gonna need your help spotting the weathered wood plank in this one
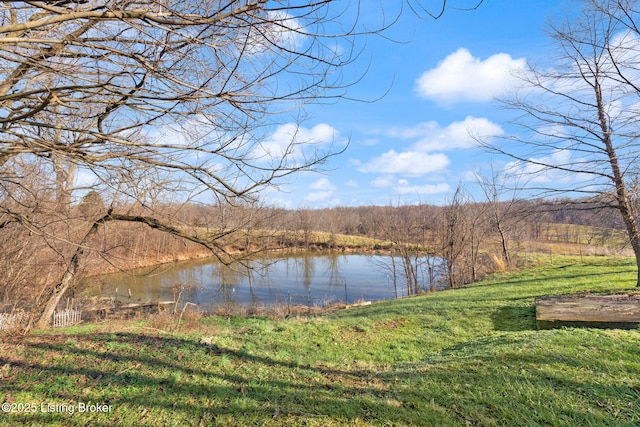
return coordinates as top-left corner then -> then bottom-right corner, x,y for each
535,294 -> 640,329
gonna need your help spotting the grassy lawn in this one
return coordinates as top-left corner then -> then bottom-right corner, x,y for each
1,255 -> 639,426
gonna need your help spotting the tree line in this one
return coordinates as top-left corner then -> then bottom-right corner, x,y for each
0,190 -> 629,320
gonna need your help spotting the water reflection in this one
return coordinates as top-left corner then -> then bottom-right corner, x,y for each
78,253 -> 441,312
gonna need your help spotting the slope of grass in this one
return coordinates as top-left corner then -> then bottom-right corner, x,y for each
1,255 -> 639,426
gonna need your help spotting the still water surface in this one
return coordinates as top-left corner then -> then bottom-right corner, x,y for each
79,254 -> 435,311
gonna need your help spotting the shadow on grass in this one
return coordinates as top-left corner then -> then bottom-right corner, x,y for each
491,305 -> 537,332
2,328 -> 638,426
0,332 -> 434,426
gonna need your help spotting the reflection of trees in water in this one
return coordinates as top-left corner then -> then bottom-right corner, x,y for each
83,254 -> 415,310
246,270 -> 260,309
282,255 -> 316,291
325,253 -> 343,288
370,255 -> 445,297
303,256 -> 314,291
245,258 -> 292,310
208,258 -> 275,311
207,262 -> 245,307
84,264 -> 181,303
293,254 -> 314,291
324,253 -> 347,303
276,254 -> 317,308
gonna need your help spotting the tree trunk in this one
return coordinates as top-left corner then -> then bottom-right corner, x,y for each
34,215 -> 107,329
389,254 -> 399,298
401,253 -> 418,295
496,222 -> 511,266
446,258 -> 456,289
595,81 -> 640,287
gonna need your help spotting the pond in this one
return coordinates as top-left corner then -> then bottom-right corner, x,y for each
78,253 -> 442,312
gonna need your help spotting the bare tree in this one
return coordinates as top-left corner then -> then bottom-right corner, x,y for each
474,166 -> 523,266
0,1 -> 355,328
0,1 -> 481,328
0,2 -> 358,200
371,204 -> 421,296
298,208 -> 313,248
484,0 -> 640,286
463,200 -> 488,282
439,185 -> 468,289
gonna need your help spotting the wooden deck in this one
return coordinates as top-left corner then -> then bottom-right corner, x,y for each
535,294 -> 640,329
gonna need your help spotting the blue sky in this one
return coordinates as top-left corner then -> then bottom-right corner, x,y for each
261,1 -> 568,208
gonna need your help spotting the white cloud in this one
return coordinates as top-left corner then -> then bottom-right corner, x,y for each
504,149 -> 574,183
244,11 -> 306,55
325,41 -> 346,61
305,177 -> 337,202
396,182 -> 452,195
309,177 -> 336,191
356,116 -> 499,181
387,116 -> 503,151
266,11 -> 305,51
415,48 -> 526,104
359,150 -> 450,176
305,191 -> 334,202
255,123 -> 338,162
386,121 -> 439,140
372,175 -> 396,188
371,176 -> 451,196
146,115 -> 214,147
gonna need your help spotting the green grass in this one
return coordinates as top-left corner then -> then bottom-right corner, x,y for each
1,255 -> 639,426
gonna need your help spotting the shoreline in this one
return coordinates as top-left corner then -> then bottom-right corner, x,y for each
78,239 -> 399,280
